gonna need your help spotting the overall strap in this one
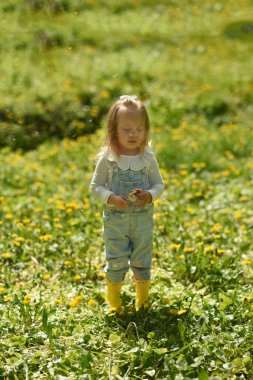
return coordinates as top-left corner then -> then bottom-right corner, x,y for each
106,160 -> 118,191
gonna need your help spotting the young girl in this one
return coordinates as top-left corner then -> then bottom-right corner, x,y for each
90,95 -> 164,311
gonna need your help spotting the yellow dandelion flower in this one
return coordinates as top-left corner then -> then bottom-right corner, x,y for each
170,243 -> 181,251
39,234 -> 53,241
211,223 -> 222,232
184,247 -> 195,253
179,254 -> 185,260
43,274 -> 51,280
243,260 -> 252,265
217,249 -> 225,255
82,202 -> 90,209
186,207 -> 195,214
64,261 -> 71,267
69,299 -> 78,308
214,235 -> 221,239
180,170 -> 188,176
2,252 -> 12,259
4,296 -> 13,302
54,298 -> 62,305
5,214 -> 14,219
69,295 -> 82,308
23,295 -> 32,305
0,287 -> 7,294
171,132 -> 183,141
87,299 -> 96,307
74,274 -> 81,281
192,162 -> 206,169
66,201 -> 81,210
17,237 -> 25,242
57,204 -> 66,211
204,246 -> 214,254
99,90 -> 110,98
234,210 -> 243,219
177,309 -> 187,315
98,271 -> 106,279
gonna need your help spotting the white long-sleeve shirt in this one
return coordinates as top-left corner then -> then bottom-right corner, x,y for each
90,147 -> 164,204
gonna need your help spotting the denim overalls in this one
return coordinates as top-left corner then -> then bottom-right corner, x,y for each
103,161 -> 154,283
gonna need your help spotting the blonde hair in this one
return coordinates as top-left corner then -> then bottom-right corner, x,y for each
103,96 -> 150,158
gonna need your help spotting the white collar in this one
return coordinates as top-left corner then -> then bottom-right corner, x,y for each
103,147 -> 154,170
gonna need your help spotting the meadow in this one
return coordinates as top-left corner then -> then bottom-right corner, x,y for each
1,0 -> 253,379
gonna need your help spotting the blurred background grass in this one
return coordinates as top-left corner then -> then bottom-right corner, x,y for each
0,0 -> 252,152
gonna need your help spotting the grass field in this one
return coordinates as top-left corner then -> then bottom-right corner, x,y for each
1,1 -> 253,379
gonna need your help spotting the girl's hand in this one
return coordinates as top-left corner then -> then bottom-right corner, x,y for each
107,194 -> 129,209
135,189 -> 152,208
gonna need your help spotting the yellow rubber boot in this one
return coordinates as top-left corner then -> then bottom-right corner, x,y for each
106,278 -> 123,311
135,279 -> 150,310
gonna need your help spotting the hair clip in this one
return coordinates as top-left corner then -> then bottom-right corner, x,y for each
119,95 -> 138,101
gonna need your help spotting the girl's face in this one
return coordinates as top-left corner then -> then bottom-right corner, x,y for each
116,108 -> 146,155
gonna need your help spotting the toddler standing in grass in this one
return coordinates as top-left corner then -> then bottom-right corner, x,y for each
90,95 -> 164,311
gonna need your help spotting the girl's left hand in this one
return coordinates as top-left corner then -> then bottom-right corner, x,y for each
135,189 -> 152,208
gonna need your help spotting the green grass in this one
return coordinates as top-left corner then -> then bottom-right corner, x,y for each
0,0 -> 253,149
1,0 -> 253,379
1,124 -> 253,378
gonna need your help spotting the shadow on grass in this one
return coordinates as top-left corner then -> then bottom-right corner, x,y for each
103,303 -> 191,378
105,302 -> 186,347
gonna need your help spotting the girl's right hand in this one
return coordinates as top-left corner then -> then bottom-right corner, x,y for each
107,194 -> 129,209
